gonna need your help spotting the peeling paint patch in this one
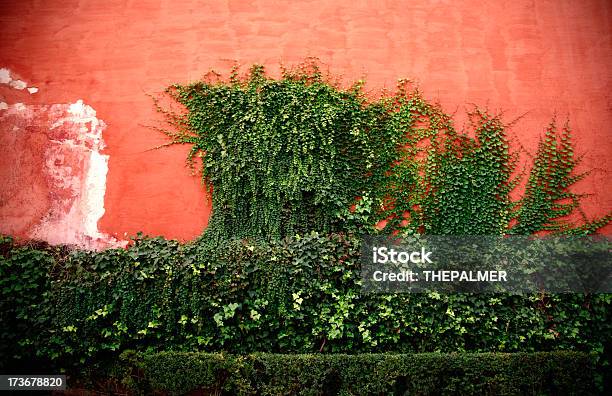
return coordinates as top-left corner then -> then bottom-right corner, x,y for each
0,68 -> 10,84
0,99 -> 124,249
0,102 -> 7,111
83,150 -> 109,238
0,67 -> 39,93
9,80 -> 27,90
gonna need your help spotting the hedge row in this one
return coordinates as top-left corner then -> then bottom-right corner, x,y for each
1,234 -> 610,387
119,351 -> 596,395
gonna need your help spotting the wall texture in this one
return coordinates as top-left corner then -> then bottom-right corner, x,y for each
0,0 -> 610,246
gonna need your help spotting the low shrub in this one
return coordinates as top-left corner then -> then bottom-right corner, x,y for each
121,351 -> 596,395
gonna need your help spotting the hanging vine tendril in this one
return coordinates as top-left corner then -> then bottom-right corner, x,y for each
156,60 -> 610,239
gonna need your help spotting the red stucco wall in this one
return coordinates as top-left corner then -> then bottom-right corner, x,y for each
1,0 -> 610,244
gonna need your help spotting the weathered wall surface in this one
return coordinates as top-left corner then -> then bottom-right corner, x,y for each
0,93 -> 118,248
0,0 -> 610,245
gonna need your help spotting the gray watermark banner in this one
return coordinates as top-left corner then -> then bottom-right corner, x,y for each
361,236 -> 612,294
0,375 -> 66,391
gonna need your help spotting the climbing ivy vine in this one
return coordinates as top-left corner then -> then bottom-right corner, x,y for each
511,121 -> 611,235
158,60 -> 610,238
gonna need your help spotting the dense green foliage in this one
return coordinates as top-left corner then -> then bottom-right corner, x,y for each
161,63 -> 403,240
2,62 -> 611,393
120,351 -> 596,395
160,61 -> 610,239
1,234 -> 610,385
0,239 -> 55,363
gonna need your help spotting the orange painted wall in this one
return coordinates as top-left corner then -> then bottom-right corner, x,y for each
0,0 -> 610,242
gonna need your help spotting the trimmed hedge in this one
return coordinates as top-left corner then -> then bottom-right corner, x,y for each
1,234 -> 611,380
121,351 -> 596,395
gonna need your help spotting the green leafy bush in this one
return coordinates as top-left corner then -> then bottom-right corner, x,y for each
121,351 -> 596,395
0,236 -> 55,363
1,234 -> 610,386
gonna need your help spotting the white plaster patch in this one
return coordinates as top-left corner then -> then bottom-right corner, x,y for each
2,99 -> 123,249
0,68 -> 25,89
0,67 -> 38,93
0,68 -> 10,84
9,80 -> 27,90
0,102 -> 7,111
83,150 -> 110,238
50,100 -> 106,151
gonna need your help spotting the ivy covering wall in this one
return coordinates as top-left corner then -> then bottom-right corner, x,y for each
159,61 -> 610,240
